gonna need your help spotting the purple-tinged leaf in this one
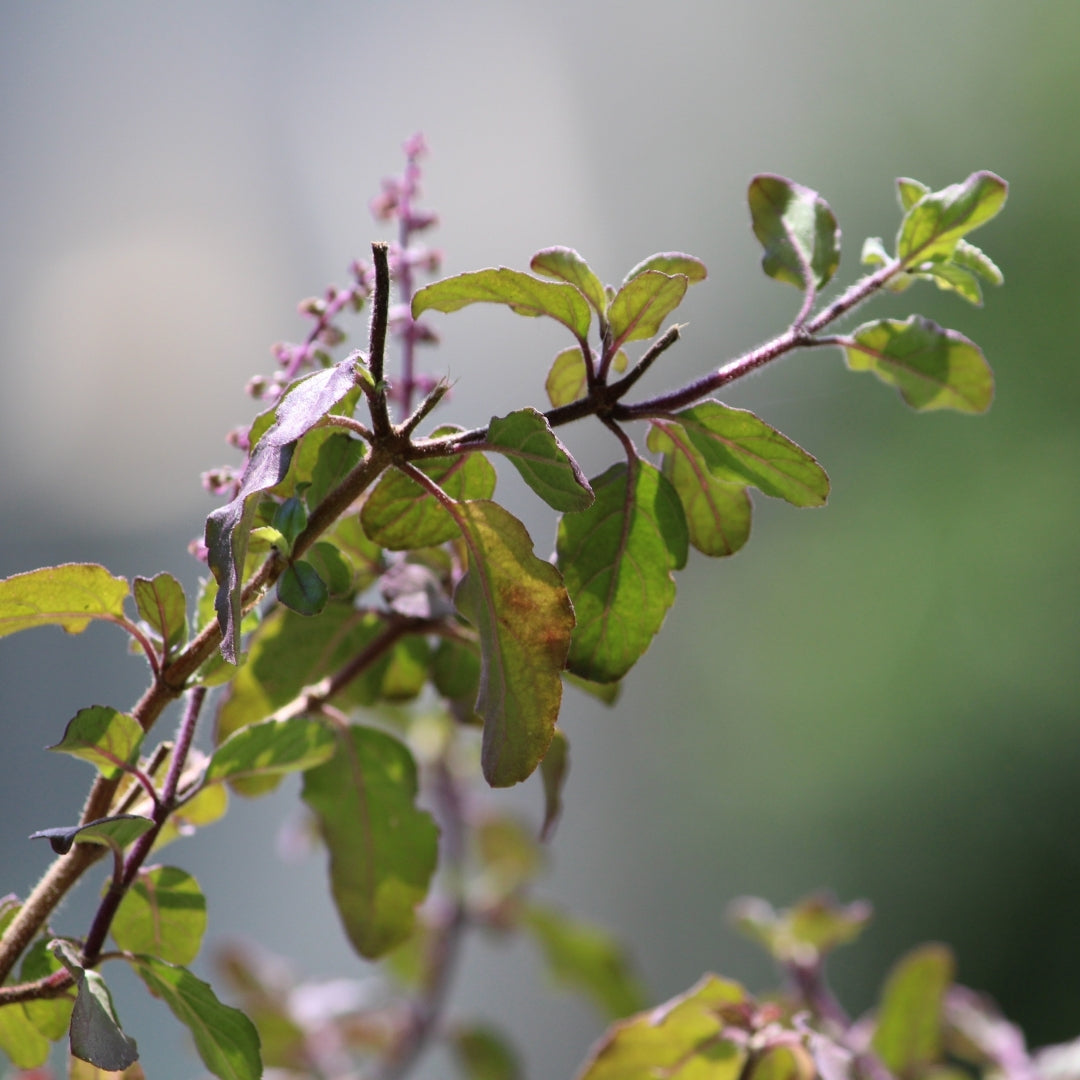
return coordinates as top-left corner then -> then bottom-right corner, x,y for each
749,175 -> 840,290
49,706 -> 144,780
412,268 -> 592,339
487,408 -> 594,512
556,461 -> 688,684
842,316 -> 994,413
454,501 -> 575,786
530,246 -> 608,316
0,564 -> 129,640
607,271 -> 688,350
301,725 -> 438,957
622,251 -> 707,285
897,171 -> 1007,266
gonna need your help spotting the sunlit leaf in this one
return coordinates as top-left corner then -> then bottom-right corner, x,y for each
539,729 -> 569,842
530,246 -> 607,316
556,461 -> 688,684
872,944 -> 955,1074
49,707 -> 144,781
546,346 -> 590,408
922,260 -> 984,305
130,955 -> 261,1080
525,904 -> 645,1019
728,893 -> 872,965
897,171 -> 1007,265
68,1055 -> 147,1080
132,573 -> 187,654
20,936 -> 74,1040
952,239 -> 1003,285
0,1002 -> 51,1069
648,421 -> 753,557
112,866 -> 207,966
487,409 -> 594,512
361,451 -> 496,550
454,500 -> 575,785
622,252 -> 707,285
576,974 -> 748,1080
842,315 -> 994,413
748,175 -> 840,290
207,717 -> 336,785
0,564 -> 129,640
301,725 -> 439,958
412,268 -> 592,339
607,271 -> 688,349
896,176 -> 930,212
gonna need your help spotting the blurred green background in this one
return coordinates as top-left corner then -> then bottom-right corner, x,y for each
1,3 -> 1077,1078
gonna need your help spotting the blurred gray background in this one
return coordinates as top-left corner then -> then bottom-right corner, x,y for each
2,3 -> 1078,1078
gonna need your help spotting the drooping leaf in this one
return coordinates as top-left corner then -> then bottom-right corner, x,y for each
0,564 -> 129,640
412,268 -> 592,339
576,974 -> 748,1080
361,451 -> 496,550
657,402 -> 829,508
206,357 -> 362,663
207,717 -> 336,785
622,252 -> 707,285
50,944 -> 138,1073
132,573 -> 187,655
525,905 -> 645,1020
453,500 -> 575,786
275,560 -> 328,616
872,944 -> 955,1074
556,461 -> 688,684
539,729 -> 569,842
301,725 -> 439,958
112,866 -> 207,966
30,815 -> 155,856
842,315 -> 994,413
0,1003 -> 50,1069
897,171 -> 1008,266
49,707 -> 145,780
20,935 -> 75,1040
130,955 -> 261,1080
748,175 -> 840,290
487,408 -> 594,512
728,893 -> 872,965
450,1024 -> 522,1080
648,420 -> 753,557
530,246 -> 608,316
607,271 -> 688,349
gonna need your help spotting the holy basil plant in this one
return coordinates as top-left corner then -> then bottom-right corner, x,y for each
0,139 -> 1017,1080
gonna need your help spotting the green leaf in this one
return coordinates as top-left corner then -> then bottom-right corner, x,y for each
607,271 -> 688,349
50,943 -> 139,1073
622,252 -> 707,285
154,782 -> 228,850
305,541 -> 353,597
30,815 -> 155,856
530,246 -> 608,316
655,401 -> 829,508
472,817 -> 544,905
896,176 -> 930,212
130,955 -> 260,1080
648,421 -> 753,557
545,346 -> 589,408
112,866 -> 207,966
324,514 -> 384,590
539,729 -> 569,842
872,943 -> 955,1074
952,239 -> 1004,285
215,604 -> 391,745
306,431 -> 367,509
0,1002 -> 51,1069
132,573 -> 187,654
728,893 -> 872,965
0,564 -> 129,640
748,175 -> 840,290
208,716 -> 336,784
275,560 -> 328,616
564,671 -> 621,704
487,408 -> 594,512
412,268 -> 592,339
453,501 -> 575,786
49,706 -> 144,780
361,451 -> 496,550
921,260 -> 984,305
20,936 -> 74,1040
576,974 -> 748,1080
450,1024 -> 522,1080
842,315 -> 994,413
301,725 -> 439,958
556,461 -> 688,684
271,497 -> 307,550
897,171 -> 1007,265
68,1056 -> 146,1080
525,904 -> 645,1020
